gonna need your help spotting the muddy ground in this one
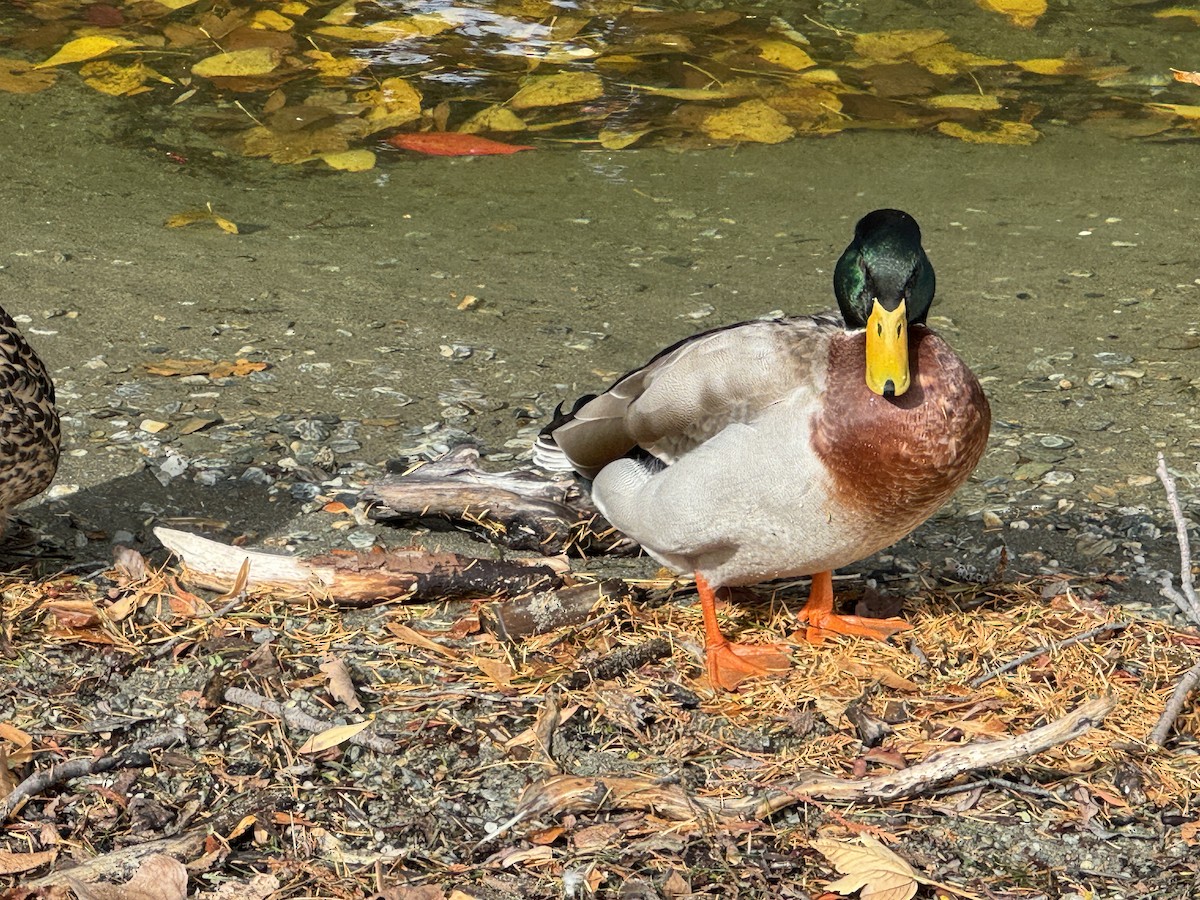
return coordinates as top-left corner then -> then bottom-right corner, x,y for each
1,84 -> 1199,898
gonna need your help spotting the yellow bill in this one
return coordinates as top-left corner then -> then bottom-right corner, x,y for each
865,298 -> 910,397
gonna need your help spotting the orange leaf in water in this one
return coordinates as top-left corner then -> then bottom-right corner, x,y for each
1173,68 -> 1200,86
386,132 -> 533,156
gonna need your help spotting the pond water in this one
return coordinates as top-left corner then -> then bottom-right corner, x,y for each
0,1 -> 1198,604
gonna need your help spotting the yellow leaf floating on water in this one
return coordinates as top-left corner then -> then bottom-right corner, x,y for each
926,93 -> 1003,110
977,0 -> 1047,28
852,29 -> 948,63
192,47 -> 282,78
151,0 -> 203,8
757,39 -> 815,71
937,119 -> 1039,144
322,0 -> 359,24
321,149 -> 376,171
36,35 -> 137,69
0,59 -> 57,94
814,835 -> 919,900
80,60 -> 160,97
509,71 -> 604,110
460,105 -> 527,133
702,99 -> 795,143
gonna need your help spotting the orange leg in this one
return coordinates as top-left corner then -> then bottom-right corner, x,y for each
796,570 -> 912,644
697,573 -> 791,691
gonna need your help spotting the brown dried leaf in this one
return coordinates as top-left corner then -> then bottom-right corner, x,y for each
814,835 -> 918,900
67,853 -> 187,900
297,719 -> 373,754
386,621 -> 459,659
0,849 -> 58,875
144,358 -> 266,378
320,654 -> 364,711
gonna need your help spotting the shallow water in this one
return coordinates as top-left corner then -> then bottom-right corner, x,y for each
1,3 -> 1199,607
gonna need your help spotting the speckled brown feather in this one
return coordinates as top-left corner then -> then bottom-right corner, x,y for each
0,304 -> 59,533
813,325 -> 990,543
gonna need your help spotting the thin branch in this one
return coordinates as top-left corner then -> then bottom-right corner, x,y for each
223,686 -> 398,754
1,729 -> 186,821
1156,452 -> 1200,625
1148,659 -> 1200,746
969,621 -> 1128,688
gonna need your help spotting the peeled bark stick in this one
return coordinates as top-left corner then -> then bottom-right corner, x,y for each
364,445 -> 634,554
1148,659 -> 1200,746
223,686 -> 398,754
481,579 -> 630,641
1155,452 -> 1200,625
155,527 -> 563,606
508,695 -> 1115,827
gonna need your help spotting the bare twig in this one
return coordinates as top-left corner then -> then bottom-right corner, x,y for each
223,686 -> 398,754
969,621 -> 1128,688
1,729 -> 186,821
1155,452 -> 1200,625
1148,659 -> 1200,746
505,695 -> 1114,831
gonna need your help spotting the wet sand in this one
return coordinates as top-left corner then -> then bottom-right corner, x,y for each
2,85 -> 1199,608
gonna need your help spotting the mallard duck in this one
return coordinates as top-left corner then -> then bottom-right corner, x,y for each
535,209 -> 990,690
0,304 -> 59,535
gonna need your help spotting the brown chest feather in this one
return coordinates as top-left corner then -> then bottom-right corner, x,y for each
813,327 -> 990,522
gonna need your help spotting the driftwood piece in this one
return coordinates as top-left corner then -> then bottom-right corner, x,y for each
481,579 -> 632,641
505,695 -> 1115,830
363,445 -> 634,555
155,527 -> 564,606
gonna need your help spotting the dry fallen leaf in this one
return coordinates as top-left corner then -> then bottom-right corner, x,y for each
814,835 -> 919,900
144,358 -> 268,378
1172,68 -> 1200,86
298,718 -> 373,754
320,654 -> 364,711
0,848 -> 58,876
67,853 -> 187,900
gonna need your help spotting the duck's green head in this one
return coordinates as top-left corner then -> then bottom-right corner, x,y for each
834,208 -> 936,398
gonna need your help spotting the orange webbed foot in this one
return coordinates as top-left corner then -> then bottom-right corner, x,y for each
796,571 -> 913,645
695,573 -> 792,691
706,639 -> 792,692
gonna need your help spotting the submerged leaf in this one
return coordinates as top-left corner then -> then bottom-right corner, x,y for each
460,106 -> 527,133
0,59 -> 57,94
81,60 -> 160,97
936,119 -> 1039,144
702,99 -> 795,143
852,30 -> 948,63
925,93 -> 1003,110
386,132 -> 534,156
321,148 -> 376,171
757,39 -> 815,71
36,35 -> 136,69
977,0 -> 1047,28
509,71 -> 604,109
192,47 -> 282,78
